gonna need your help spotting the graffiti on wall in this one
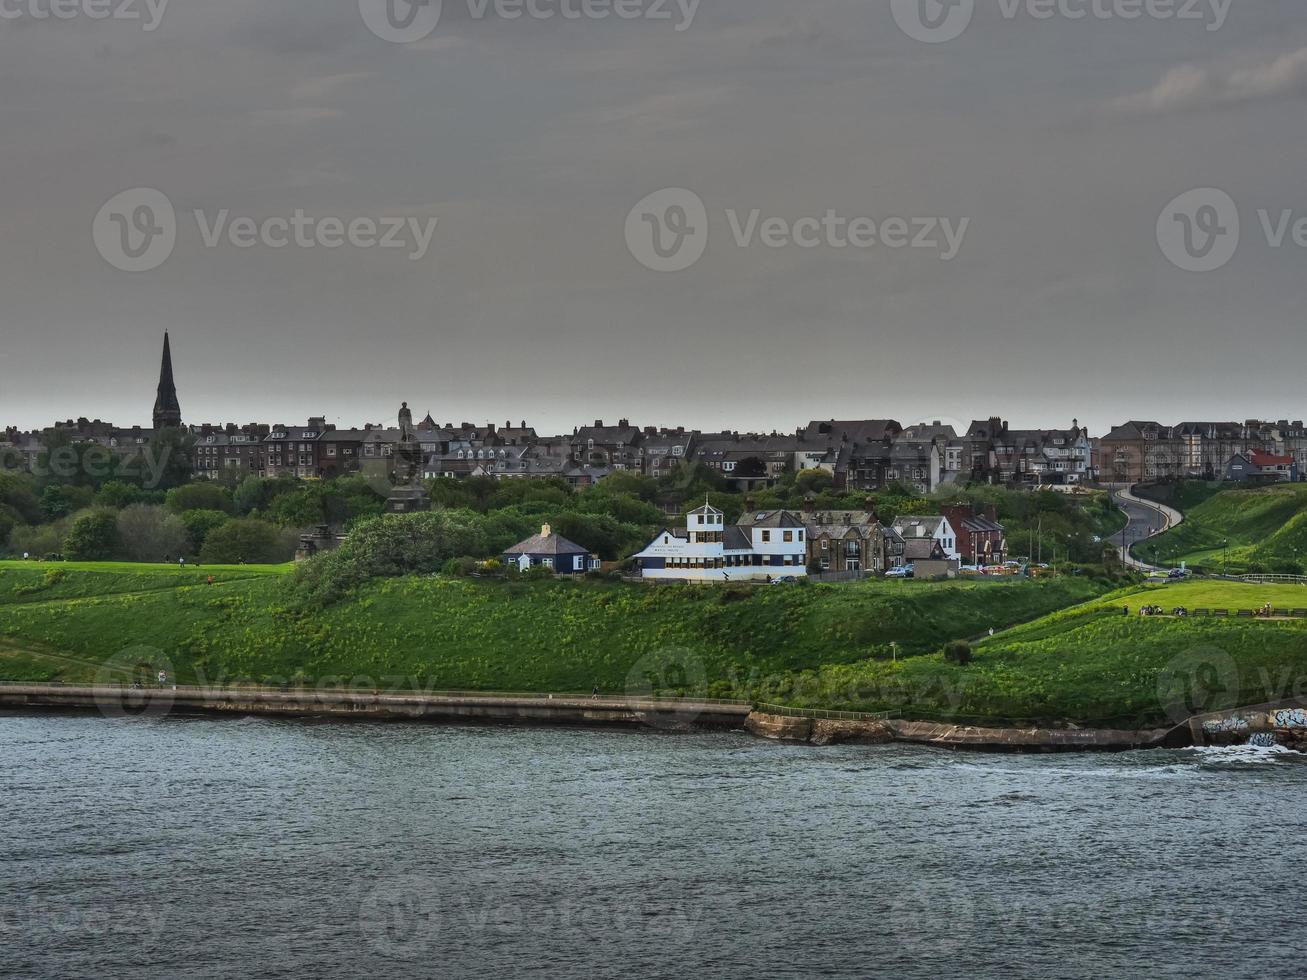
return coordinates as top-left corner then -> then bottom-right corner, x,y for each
1203,716 -> 1251,735
1271,708 -> 1307,730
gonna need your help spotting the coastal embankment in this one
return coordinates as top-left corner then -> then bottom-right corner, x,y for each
12,682 -> 1295,753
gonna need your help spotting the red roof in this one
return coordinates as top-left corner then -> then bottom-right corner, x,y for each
1250,450 -> 1293,467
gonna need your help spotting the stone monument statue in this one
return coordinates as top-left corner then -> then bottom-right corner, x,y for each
386,400 -> 430,514
398,401 -> 415,444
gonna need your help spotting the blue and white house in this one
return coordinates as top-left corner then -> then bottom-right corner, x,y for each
633,503 -> 809,582
502,524 -> 600,576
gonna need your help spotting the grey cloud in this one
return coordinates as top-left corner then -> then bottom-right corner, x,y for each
1113,45 -> 1307,114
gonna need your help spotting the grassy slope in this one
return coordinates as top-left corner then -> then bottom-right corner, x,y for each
1135,484 -> 1307,572
807,580 -> 1307,726
0,562 -> 1103,696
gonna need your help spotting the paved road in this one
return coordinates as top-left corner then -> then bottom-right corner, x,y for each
1109,487 -> 1183,572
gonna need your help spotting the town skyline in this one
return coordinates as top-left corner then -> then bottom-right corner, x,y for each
5,334 -> 1305,440
7,335 -> 1304,493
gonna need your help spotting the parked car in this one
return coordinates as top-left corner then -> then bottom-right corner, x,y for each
885,566 -> 913,579
771,575 -> 799,585
1167,568 -> 1188,580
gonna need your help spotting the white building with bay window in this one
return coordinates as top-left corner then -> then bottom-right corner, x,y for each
633,503 -> 808,582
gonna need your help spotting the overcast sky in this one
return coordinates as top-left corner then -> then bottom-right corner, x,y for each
2,0 -> 1305,436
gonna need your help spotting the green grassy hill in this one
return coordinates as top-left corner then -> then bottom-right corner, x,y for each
0,561 -> 1104,697
4,564 -> 1304,728
805,580 -> 1307,727
1135,484 -> 1307,573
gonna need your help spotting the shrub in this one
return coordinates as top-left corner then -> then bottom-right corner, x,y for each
180,509 -> 231,553
293,511 -> 489,605
8,522 -> 67,559
14,568 -> 68,596
63,509 -> 122,561
442,556 -> 480,577
943,641 -> 973,666
199,518 -> 293,564
166,483 -> 234,515
116,504 -> 191,562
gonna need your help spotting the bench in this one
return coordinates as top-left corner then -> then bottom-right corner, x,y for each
1294,609 -> 1307,618
1213,609 -> 1229,617
1236,609 -> 1254,618
1274,609 -> 1291,618
1192,608 -> 1209,616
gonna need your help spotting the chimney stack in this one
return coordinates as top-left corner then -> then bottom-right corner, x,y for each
541,524 -> 552,538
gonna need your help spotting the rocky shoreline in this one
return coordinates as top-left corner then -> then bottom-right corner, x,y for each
4,682 -> 1304,753
744,711 -> 1173,753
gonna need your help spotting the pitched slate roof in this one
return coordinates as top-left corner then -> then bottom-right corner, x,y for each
802,420 -> 903,446
892,516 -> 947,539
734,510 -> 806,529
952,513 -> 1005,533
725,526 -> 753,550
903,538 -> 946,561
503,528 -> 592,557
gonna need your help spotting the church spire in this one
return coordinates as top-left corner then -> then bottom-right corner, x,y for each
152,332 -> 182,430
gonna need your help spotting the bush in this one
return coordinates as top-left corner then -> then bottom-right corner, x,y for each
63,509 -> 122,561
166,483 -> 234,515
199,518 -> 293,564
116,504 -> 191,562
293,510 -> 489,605
943,641 -> 973,666
8,522 -> 68,560
441,556 -> 480,577
180,509 -> 231,553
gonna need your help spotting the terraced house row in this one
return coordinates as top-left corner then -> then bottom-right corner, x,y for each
3,336 -> 1305,491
